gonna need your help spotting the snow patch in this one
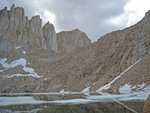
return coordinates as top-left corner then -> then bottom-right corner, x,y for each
119,83 -> 146,94
132,83 -> 146,90
119,85 -> 150,101
0,58 -> 7,65
119,84 -> 132,94
27,63 -> 31,65
15,46 -> 21,49
87,86 -> 150,103
59,89 -> 70,95
2,58 -> 26,70
96,59 -> 141,94
0,58 -> 6,73
0,70 -> 4,72
0,58 -> 40,78
3,73 -> 41,78
22,51 -> 26,54
43,78 -> 48,81
23,67 -> 34,74
81,87 -> 90,96
82,87 -> 90,93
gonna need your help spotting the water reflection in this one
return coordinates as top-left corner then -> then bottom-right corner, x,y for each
0,94 -> 145,113
0,101 -> 144,113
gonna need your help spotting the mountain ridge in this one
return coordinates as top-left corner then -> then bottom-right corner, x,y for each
0,5 -> 150,93
0,4 -> 91,52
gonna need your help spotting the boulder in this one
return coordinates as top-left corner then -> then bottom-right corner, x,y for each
143,95 -> 150,113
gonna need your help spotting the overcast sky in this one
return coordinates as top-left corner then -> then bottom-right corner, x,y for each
0,0 -> 150,42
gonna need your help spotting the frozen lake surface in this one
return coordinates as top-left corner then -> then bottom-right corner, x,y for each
0,91 -> 147,113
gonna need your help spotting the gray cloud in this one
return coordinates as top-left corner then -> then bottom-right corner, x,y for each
0,0 -> 128,41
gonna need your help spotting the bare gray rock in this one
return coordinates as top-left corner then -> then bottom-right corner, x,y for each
43,22 -> 57,52
0,5 -> 92,53
29,15 -> 43,37
0,7 -> 9,35
57,29 -> 91,52
0,5 -> 57,51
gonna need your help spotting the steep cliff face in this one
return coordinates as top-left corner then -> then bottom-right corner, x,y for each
43,22 -> 57,52
0,5 -> 57,52
57,29 -> 91,52
0,5 -> 91,53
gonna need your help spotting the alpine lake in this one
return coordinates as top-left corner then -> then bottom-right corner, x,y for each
0,93 -> 144,113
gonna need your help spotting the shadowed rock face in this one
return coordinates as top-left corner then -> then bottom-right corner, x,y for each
0,4 -> 150,93
143,95 -> 150,113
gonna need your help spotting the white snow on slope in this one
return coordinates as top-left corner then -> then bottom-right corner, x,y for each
119,85 -> 150,101
3,73 -> 40,78
0,58 -> 7,73
15,46 -> 21,49
88,84 -> 150,102
0,70 -> 3,72
96,59 -> 141,94
23,67 -> 39,77
82,87 -> 90,93
59,89 -> 71,95
0,58 -> 7,65
1,58 -> 26,70
22,51 -> 26,54
81,87 -> 90,96
0,58 -> 40,78
119,84 -> 133,94
119,83 -> 146,94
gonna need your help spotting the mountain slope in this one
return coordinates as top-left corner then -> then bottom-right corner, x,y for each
0,5 -> 150,93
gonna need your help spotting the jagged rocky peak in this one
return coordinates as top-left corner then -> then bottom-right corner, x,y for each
29,15 -> 43,37
43,21 -> 57,52
0,4 -> 92,53
57,28 -> 91,52
8,4 -> 26,29
0,4 -> 26,32
0,7 -> 9,34
0,4 -> 58,52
